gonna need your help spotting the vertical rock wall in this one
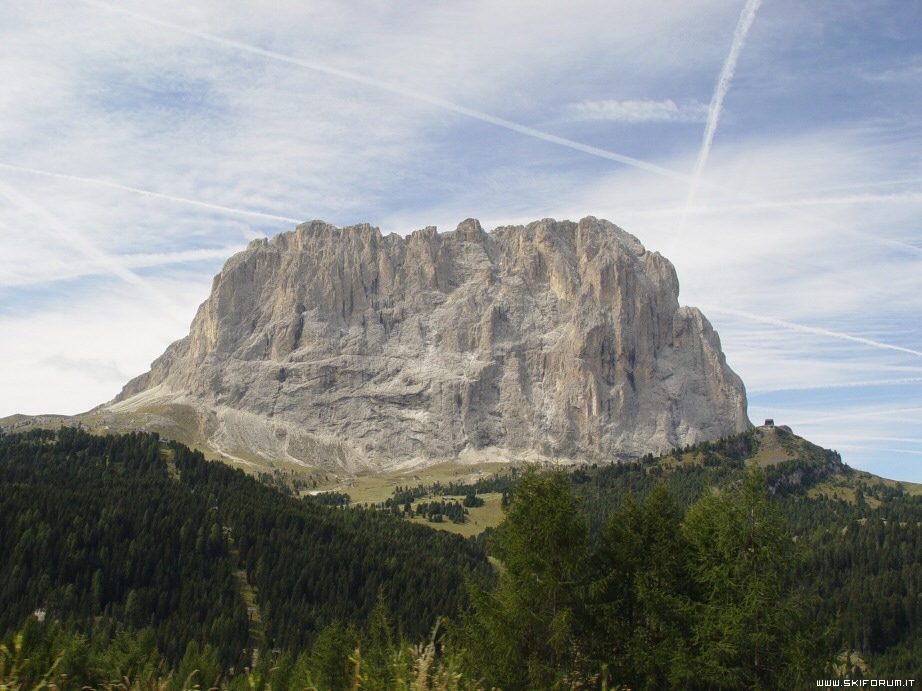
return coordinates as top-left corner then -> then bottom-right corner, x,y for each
113,217 -> 750,469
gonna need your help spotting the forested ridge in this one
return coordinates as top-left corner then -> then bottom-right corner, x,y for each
0,428 -> 492,687
2,426 -> 921,688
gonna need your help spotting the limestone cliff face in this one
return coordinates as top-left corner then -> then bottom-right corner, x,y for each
113,217 -> 750,469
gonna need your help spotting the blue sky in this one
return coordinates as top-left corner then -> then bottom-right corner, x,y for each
1,0 -> 920,481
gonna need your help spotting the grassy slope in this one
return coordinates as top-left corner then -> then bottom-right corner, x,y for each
405,492 -> 506,538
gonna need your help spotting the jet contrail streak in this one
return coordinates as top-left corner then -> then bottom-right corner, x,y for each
0,163 -> 302,225
701,304 -> 922,357
0,179 -> 178,314
624,190 -> 922,257
835,435 -> 922,445
748,377 -> 922,394
748,402 -> 922,419
0,181 -> 147,290
79,0 -> 688,184
631,191 -> 922,217
836,445 -> 922,457
119,246 -> 248,269
674,0 -> 763,250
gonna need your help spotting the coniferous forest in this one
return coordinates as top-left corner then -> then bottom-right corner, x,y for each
1,426 -> 921,689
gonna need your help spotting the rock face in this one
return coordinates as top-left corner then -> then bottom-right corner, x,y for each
111,217 -> 750,470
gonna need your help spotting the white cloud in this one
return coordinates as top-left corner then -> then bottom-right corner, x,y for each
0,275 -> 210,416
41,354 -> 133,385
562,98 -> 710,124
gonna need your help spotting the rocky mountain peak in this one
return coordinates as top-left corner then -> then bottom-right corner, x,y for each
111,216 -> 749,470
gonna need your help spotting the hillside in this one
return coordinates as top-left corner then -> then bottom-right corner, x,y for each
371,425 -> 922,679
356,425 -> 921,538
0,428 -> 491,673
3,426 -> 921,686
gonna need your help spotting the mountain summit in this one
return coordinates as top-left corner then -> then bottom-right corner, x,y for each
110,217 -> 749,470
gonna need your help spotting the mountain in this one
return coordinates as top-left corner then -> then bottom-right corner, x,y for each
103,216 -> 749,471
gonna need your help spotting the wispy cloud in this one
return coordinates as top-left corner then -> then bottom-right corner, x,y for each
41,354 -> 132,384
77,0 -> 691,183
631,191 -> 922,218
861,60 -> 922,84
0,278 -> 209,414
562,98 -> 709,124
0,163 -> 303,224
838,447 -> 922,459
787,407 -> 922,426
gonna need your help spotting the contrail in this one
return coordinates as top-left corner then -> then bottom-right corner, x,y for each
632,190 -> 922,217
701,304 -> 922,358
79,0 -> 688,184
625,189 -> 922,258
748,377 -> 922,395
835,445 -> 922,457
812,177 -> 922,194
0,179 -> 179,314
0,180 -> 148,289
119,246 -> 248,269
749,403 -> 922,421
673,0 -> 763,251
0,162 -> 302,225
835,435 -> 922,445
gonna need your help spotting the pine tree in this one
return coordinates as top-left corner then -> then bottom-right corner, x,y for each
308,620 -> 358,691
462,470 -> 590,688
674,468 -> 823,689
589,484 -> 693,689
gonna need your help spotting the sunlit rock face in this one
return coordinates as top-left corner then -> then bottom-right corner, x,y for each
113,217 -> 750,470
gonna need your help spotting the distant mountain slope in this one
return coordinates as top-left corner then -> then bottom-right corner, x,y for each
102,216 -> 749,471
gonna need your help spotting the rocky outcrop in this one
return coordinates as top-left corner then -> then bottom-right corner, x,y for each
111,217 -> 750,470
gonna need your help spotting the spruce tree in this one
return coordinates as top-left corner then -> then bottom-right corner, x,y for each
674,468 -> 823,689
462,469 -> 590,688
